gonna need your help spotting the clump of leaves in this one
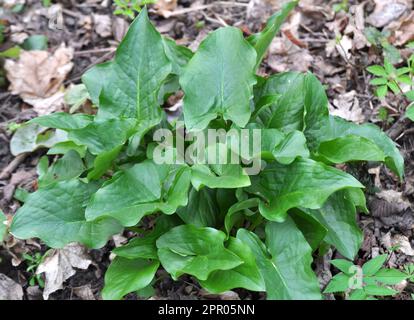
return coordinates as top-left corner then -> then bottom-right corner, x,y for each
23,252 -> 46,288
325,255 -> 409,300
113,0 -> 156,19
367,59 -> 412,99
9,3 -> 404,300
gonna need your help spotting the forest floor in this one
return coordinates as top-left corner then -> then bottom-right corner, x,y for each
0,0 -> 413,300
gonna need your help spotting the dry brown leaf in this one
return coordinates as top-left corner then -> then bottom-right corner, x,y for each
0,274 -> 23,300
73,285 -> 96,300
367,0 -> 410,28
330,90 -> 364,123
155,0 -> 178,18
388,11 -> 414,46
93,14 -> 112,38
390,234 -> 414,256
36,243 -> 92,300
5,45 -> 73,115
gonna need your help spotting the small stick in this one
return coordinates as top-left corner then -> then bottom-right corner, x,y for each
0,153 -> 27,180
74,48 -> 116,56
163,2 -> 248,18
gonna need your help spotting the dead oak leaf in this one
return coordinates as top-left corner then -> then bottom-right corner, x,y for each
329,90 -> 365,123
36,243 -> 92,300
4,45 -> 73,115
367,0 -> 410,28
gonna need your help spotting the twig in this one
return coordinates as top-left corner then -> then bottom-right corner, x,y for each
74,48 -> 116,56
0,153 -> 28,180
163,2 -> 248,18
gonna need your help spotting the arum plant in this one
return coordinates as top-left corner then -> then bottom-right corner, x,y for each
9,2 -> 404,300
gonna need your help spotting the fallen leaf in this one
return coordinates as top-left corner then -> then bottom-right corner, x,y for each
388,11 -> 414,46
367,0 -> 409,28
336,35 -> 353,61
0,274 -> 23,300
36,243 -> 92,300
4,45 -> 74,115
391,234 -> 414,256
93,14 -> 112,38
155,0 -> 178,18
329,90 -> 364,123
73,285 -> 96,300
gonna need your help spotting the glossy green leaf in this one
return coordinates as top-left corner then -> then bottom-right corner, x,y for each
323,273 -> 351,293
363,284 -> 397,296
177,188 -> 219,227
302,191 -> 363,260
247,158 -> 364,222
102,257 -> 159,300
162,37 -> 193,75
191,164 -> 250,190
10,179 -> 122,248
156,225 -> 242,281
369,268 -> 407,285
362,255 -> 388,276
86,161 -> 190,226
290,209 -> 327,251
247,1 -> 298,69
224,198 -> 259,234
237,218 -> 321,299
331,259 -> 355,274
30,112 -> 93,130
82,7 -> 171,125
199,237 -> 265,293
180,27 -> 257,130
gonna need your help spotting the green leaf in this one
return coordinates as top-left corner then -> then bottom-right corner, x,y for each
82,7 -> 171,125
237,218 -> 321,300
247,1 -> 298,69
113,216 -> 179,259
406,90 -> 414,101
22,35 -> 48,51
64,84 -> 90,113
406,105 -> 414,121
314,116 -> 404,179
324,273 -> 351,293
86,161 -> 190,226
10,179 -> 122,248
162,37 -> 193,75
254,72 -> 306,131
290,209 -> 327,251
199,237 -> 265,293
224,198 -> 259,234
156,225 -> 243,281
47,141 -> 87,157
102,257 -> 159,300
369,268 -> 407,285
68,118 -> 136,155
191,164 -> 250,190
367,65 -> 387,77
362,255 -> 388,276
177,188 -> 220,227
272,131 -> 309,164
363,284 -> 397,296
38,150 -> 85,187
247,158 -> 364,222
369,78 -> 388,86
376,85 -> 388,98
302,191 -> 363,260
10,123 -> 67,156
331,259 -> 356,274
348,288 -> 367,300
387,81 -> 400,94
180,27 -> 257,131
0,211 -> 7,241
318,135 -> 385,163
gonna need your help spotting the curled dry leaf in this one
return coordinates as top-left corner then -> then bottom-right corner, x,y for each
388,11 -> 414,46
154,0 -> 178,18
4,45 -> 74,115
367,0 -> 410,28
36,243 -> 92,300
93,14 -> 112,38
391,234 -> 414,256
329,90 -> 364,123
0,274 -> 23,300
